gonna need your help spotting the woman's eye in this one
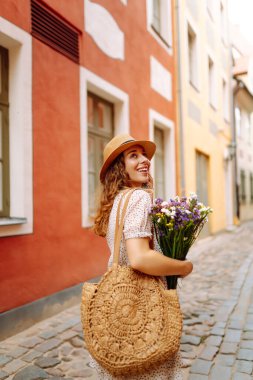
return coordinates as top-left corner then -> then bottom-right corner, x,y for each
130,153 -> 137,158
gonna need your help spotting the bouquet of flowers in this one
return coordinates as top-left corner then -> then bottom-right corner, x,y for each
149,192 -> 213,289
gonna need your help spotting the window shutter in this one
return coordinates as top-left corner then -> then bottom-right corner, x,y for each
31,0 -> 80,63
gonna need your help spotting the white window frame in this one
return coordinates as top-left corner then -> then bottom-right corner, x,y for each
187,21 -> 199,91
0,17 -> 33,237
235,106 -> 242,138
207,53 -> 216,109
149,109 -> 176,199
250,113 -> 253,145
220,1 -> 227,45
80,67 -> 129,227
245,112 -> 251,145
206,0 -> 215,20
154,126 -> 166,199
222,77 -> 229,122
146,0 -> 173,55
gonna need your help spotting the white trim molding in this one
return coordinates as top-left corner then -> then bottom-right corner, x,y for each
85,0 -> 124,60
80,67 -> 129,227
149,109 -> 176,198
0,17 -> 33,237
150,56 -> 172,101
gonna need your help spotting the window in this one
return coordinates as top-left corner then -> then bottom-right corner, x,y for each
208,56 -> 215,108
0,18 -> 33,236
80,67 -> 129,227
235,107 -> 241,137
196,152 -> 209,205
232,47 -> 241,60
196,151 -> 210,236
240,169 -> 246,203
0,46 -> 10,217
207,0 -> 215,19
245,112 -> 251,144
152,0 -> 161,34
220,2 -> 226,43
154,127 -> 165,199
149,0 -> 172,47
222,79 -> 229,121
149,109 -> 176,200
188,24 -> 198,89
250,113 -> 253,145
250,173 -> 253,203
88,93 -> 114,216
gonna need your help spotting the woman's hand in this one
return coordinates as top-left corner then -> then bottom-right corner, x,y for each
180,260 -> 193,277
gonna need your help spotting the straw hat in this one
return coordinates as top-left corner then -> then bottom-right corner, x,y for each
100,134 -> 156,182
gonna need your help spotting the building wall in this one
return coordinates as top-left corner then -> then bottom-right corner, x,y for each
235,90 -> 253,221
231,26 -> 253,223
0,0 -> 177,311
176,0 -> 233,234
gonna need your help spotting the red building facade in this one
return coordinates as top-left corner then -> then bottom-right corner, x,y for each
0,0 -> 178,319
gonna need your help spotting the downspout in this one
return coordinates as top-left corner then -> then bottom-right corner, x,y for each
232,79 -> 244,222
175,0 -> 185,196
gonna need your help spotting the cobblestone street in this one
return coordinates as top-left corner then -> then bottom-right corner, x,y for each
1,220 -> 253,380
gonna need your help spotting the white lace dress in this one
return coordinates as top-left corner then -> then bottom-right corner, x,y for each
90,189 -> 183,380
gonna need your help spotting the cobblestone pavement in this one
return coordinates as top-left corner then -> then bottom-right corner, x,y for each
0,220 -> 253,380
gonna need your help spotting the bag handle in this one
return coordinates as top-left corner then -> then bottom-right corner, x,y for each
113,188 -> 153,266
113,188 -> 135,265
113,188 -> 128,259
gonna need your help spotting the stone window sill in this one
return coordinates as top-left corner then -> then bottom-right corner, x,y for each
0,217 -> 27,226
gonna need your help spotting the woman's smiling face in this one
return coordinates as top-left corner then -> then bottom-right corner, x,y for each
123,145 -> 150,187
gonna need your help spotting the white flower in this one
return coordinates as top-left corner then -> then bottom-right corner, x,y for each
161,208 -> 171,216
161,201 -> 169,207
189,192 -> 197,199
185,210 -> 192,214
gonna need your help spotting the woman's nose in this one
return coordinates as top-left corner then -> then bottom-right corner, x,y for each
140,154 -> 150,164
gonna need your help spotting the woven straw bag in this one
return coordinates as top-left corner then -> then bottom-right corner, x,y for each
81,189 -> 182,376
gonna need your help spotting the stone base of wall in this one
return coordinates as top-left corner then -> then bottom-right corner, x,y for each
0,276 -> 100,341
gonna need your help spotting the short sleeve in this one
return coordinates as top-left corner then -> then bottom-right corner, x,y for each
123,190 -> 152,240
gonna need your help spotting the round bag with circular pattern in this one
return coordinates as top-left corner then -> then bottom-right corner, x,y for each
80,189 -> 182,376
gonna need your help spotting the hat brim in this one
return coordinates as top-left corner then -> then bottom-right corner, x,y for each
100,140 -> 156,182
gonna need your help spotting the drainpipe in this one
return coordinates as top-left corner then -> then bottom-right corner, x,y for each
232,77 -> 244,222
232,77 -> 244,221
175,0 -> 185,196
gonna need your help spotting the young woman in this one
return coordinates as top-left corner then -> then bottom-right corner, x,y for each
92,133 -> 193,380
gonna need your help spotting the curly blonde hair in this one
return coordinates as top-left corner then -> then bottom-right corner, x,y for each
93,154 -> 153,237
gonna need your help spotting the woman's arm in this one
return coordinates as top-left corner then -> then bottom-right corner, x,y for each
126,237 -> 193,277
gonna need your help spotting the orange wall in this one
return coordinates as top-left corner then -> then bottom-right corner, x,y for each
82,0 -> 176,137
0,35 -> 110,311
0,0 -> 30,32
0,0 -> 177,312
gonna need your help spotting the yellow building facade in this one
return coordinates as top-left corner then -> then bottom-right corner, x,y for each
174,0 -> 234,234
